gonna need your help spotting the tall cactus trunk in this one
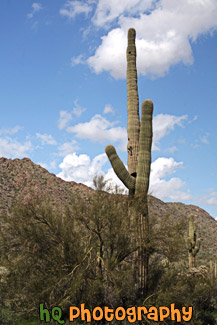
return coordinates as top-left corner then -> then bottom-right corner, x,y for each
189,255 -> 195,269
185,215 -> 200,270
105,28 -> 153,296
135,98 -> 153,295
127,28 -> 140,185
136,195 -> 149,296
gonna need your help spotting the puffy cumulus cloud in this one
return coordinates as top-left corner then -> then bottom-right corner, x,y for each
65,112 -> 187,151
57,152 -> 107,186
108,155 -> 192,201
57,151 -> 126,191
88,28 -> 127,79
149,157 -> 191,201
151,157 -> 183,181
27,2 -> 43,19
153,114 -> 187,150
0,137 -> 32,158
36,133 -> 57,145
57,152 -> 190,202
67,114 -> 127,150
87,0 -> 217,78
60,1 -> 93,19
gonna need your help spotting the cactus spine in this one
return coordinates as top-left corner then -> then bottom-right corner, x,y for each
185,215 -> 200,269
105,28 -> 153,295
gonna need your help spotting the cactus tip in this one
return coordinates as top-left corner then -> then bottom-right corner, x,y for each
128,28 -> 136,42
105,144 -> 115,155
142,99 -> 154,113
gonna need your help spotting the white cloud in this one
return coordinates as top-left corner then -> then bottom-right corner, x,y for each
65,112 -> 187,152
60,1 -> 93,19
191,132 -> 210,148
72,100 -> 86,117
38,160 -> 57,171
32,3 -> 42,11
27,2 -> 42,19
205,197 -> 217,206
71,55 -> 86,66
0,126 -> 23,136
92,0 -> 154,27
58,111 -> 73,130
58,102 -> 86,130
149,157 -> 191,201
200,191 -> 217,207
188,115 -> 198,124
200,132 -> 210,144
103,166 -> 129,193
57,151 -> 190,202
0,137 -> 32,158
36,133 -> 57,145
87,0 -> 217,78
57,151 -> 126,191
151,157 -> 183,181
177,138 -> 185,144
67,114 -> 127,150
191,142 -> 200,149
57,152 -> 107,186
27,12 -> 34,19
103,104 -> 114,114
167,146 -> 177,153
88,29 -> 127,79
58,140 -> 78,157
153,114 -> 187,150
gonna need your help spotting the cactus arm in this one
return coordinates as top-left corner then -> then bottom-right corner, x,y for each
189,215 -> 196,241
185,235 -> 192,251
127,28 -> 140,176
192,239 -> 200,257
105,145 -> 136,191
135,100 -> 153,195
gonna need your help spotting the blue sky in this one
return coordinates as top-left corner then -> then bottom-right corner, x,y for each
1,0 -> 217,219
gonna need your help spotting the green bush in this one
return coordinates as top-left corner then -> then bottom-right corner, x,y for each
0,189 -> 216,324
0,192 -> 137,321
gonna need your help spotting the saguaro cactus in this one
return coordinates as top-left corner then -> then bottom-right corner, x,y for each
105,28 -> 153,295
105,28 -> 153,196
185,215 -> 200,269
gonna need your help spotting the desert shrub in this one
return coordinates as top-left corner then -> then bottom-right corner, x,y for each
0,191 -> 137,321
151,263 -> 217,324
0,198 -> 88,316
0,187 -> 216,324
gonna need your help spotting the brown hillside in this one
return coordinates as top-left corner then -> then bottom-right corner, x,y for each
0,157 -> 216,262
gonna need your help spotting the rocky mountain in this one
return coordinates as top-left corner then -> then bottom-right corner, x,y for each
0,157 -> 216,262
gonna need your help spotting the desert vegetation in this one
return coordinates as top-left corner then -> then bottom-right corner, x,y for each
0,186 -> 216,324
